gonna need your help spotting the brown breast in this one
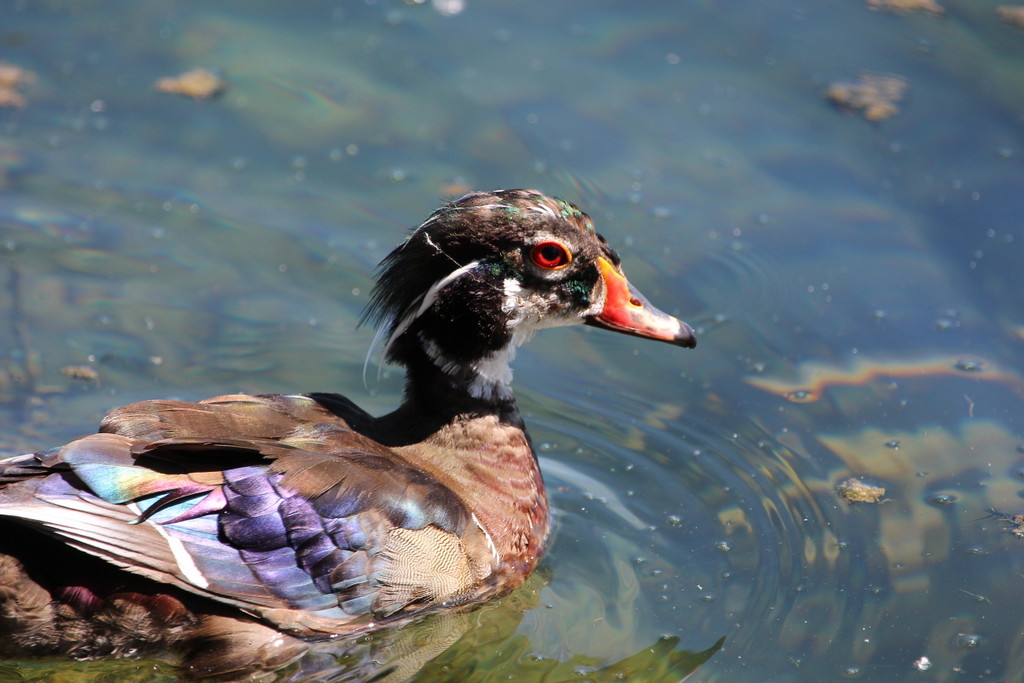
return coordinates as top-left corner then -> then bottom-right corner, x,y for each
396,414 -> 549,588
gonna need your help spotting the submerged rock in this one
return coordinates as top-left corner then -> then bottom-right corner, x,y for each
836,478 -> 888,504
825,72 -> 908,122
154,68 -> 226,100
866,0 -> 945,16
997,5 -> 1024,29
0,62 -> 35,109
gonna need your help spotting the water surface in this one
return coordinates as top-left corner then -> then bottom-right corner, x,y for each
1,1 -> 1023,680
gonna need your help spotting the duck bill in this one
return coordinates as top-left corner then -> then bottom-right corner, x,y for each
585,257 -> 697,348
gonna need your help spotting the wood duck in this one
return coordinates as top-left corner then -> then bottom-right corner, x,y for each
0,189 -> 695,670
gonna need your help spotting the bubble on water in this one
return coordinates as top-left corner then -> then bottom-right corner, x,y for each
955,358 -> 983,372
927,492 -> 957,506
955,633 -> 981,649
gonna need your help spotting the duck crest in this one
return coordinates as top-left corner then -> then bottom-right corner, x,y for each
0,189 -> 697,676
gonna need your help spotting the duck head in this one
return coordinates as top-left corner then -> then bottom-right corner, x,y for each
363,189 -> 696,402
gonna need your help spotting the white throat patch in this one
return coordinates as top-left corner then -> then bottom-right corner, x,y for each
419,333 -> 517,402
419,276 -> 584,402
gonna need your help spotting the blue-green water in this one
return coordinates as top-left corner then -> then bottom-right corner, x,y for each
2,1 -> 1024,680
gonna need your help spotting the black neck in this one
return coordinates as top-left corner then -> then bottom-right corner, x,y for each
389,338 -> 523,436
312,339 -> 524,448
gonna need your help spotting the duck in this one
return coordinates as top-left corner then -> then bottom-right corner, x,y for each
0,189 -> 695,673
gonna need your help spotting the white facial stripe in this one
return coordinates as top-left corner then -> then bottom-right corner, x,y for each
529,203 -> 558,220
413,260 -> 482,320
381,260 -> 482,360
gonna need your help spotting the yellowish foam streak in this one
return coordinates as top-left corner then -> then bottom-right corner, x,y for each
746,353 -> 1021,402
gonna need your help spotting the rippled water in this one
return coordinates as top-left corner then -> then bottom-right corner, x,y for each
2,0 -> 1024,680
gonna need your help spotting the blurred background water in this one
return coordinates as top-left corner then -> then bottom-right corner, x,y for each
1,0 -> 1023,681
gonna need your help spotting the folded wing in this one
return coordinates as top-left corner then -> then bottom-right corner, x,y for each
0,394 -> 497,635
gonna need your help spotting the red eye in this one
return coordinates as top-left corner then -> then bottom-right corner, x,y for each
530,241 -> 571,270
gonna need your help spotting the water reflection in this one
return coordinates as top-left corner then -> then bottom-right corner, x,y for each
529,337 -> 1024,680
